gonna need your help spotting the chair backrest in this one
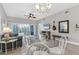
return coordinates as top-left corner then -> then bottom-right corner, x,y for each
27,42 -> 50,55
24,36 -> 37,47
39,34 -> 45,42
40,33 -> 49,42
57,36 -> 68,54
18,33 -> 24,36
62,36 -> 68,53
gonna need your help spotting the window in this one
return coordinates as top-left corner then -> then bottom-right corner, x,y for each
10,23 -> 35,36
11,23 -> 18,34
30,25 -> 34,35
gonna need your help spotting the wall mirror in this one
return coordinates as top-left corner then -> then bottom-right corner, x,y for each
59,20 -> 69,33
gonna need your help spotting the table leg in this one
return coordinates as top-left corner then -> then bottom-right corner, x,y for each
53,37 -> 55,47
16,41 -> 17,49
1,43 -> 2,52
12,42 -> 13,51
5,43 -> 7,54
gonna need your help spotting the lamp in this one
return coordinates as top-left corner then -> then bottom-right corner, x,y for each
35,3 -> 52,13
3,26 -> 11,33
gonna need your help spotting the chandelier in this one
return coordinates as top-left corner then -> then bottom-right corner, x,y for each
35,3 -> 52,13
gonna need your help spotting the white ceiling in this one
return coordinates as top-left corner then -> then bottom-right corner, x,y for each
2,3 -> 79,20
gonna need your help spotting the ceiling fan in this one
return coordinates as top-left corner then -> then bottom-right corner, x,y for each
24,13 -> 36,19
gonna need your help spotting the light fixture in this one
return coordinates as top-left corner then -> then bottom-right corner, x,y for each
35,3 -> 52,13
2,17 -> 11,33
3,24 -> 11,33
3,26 -> 11,33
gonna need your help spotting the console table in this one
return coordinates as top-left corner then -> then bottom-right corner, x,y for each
0,39 -> 18,54
0,37 -> 23,54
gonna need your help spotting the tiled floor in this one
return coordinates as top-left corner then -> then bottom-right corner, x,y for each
0,39 -> 79,55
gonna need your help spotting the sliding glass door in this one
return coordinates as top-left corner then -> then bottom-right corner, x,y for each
10,23 -> 35,36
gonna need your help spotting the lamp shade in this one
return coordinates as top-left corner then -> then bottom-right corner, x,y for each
3,26 -> 11,33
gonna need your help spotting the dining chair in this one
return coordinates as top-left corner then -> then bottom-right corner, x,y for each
40,33 -> 49,43
49,36 -> 68,55
23,36 -> 30,48
23,35 -> 37,48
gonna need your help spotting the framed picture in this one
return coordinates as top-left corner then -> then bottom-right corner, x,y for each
43,23 -> 50,30
59,20 -> 69,33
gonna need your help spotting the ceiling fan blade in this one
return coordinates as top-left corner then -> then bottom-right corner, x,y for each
33,16 -> 36,18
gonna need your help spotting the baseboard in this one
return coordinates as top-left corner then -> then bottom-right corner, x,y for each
68,41 -> 79,46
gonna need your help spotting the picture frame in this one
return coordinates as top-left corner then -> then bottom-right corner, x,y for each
43,23 -> 50,30
59,20 -> 69,33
